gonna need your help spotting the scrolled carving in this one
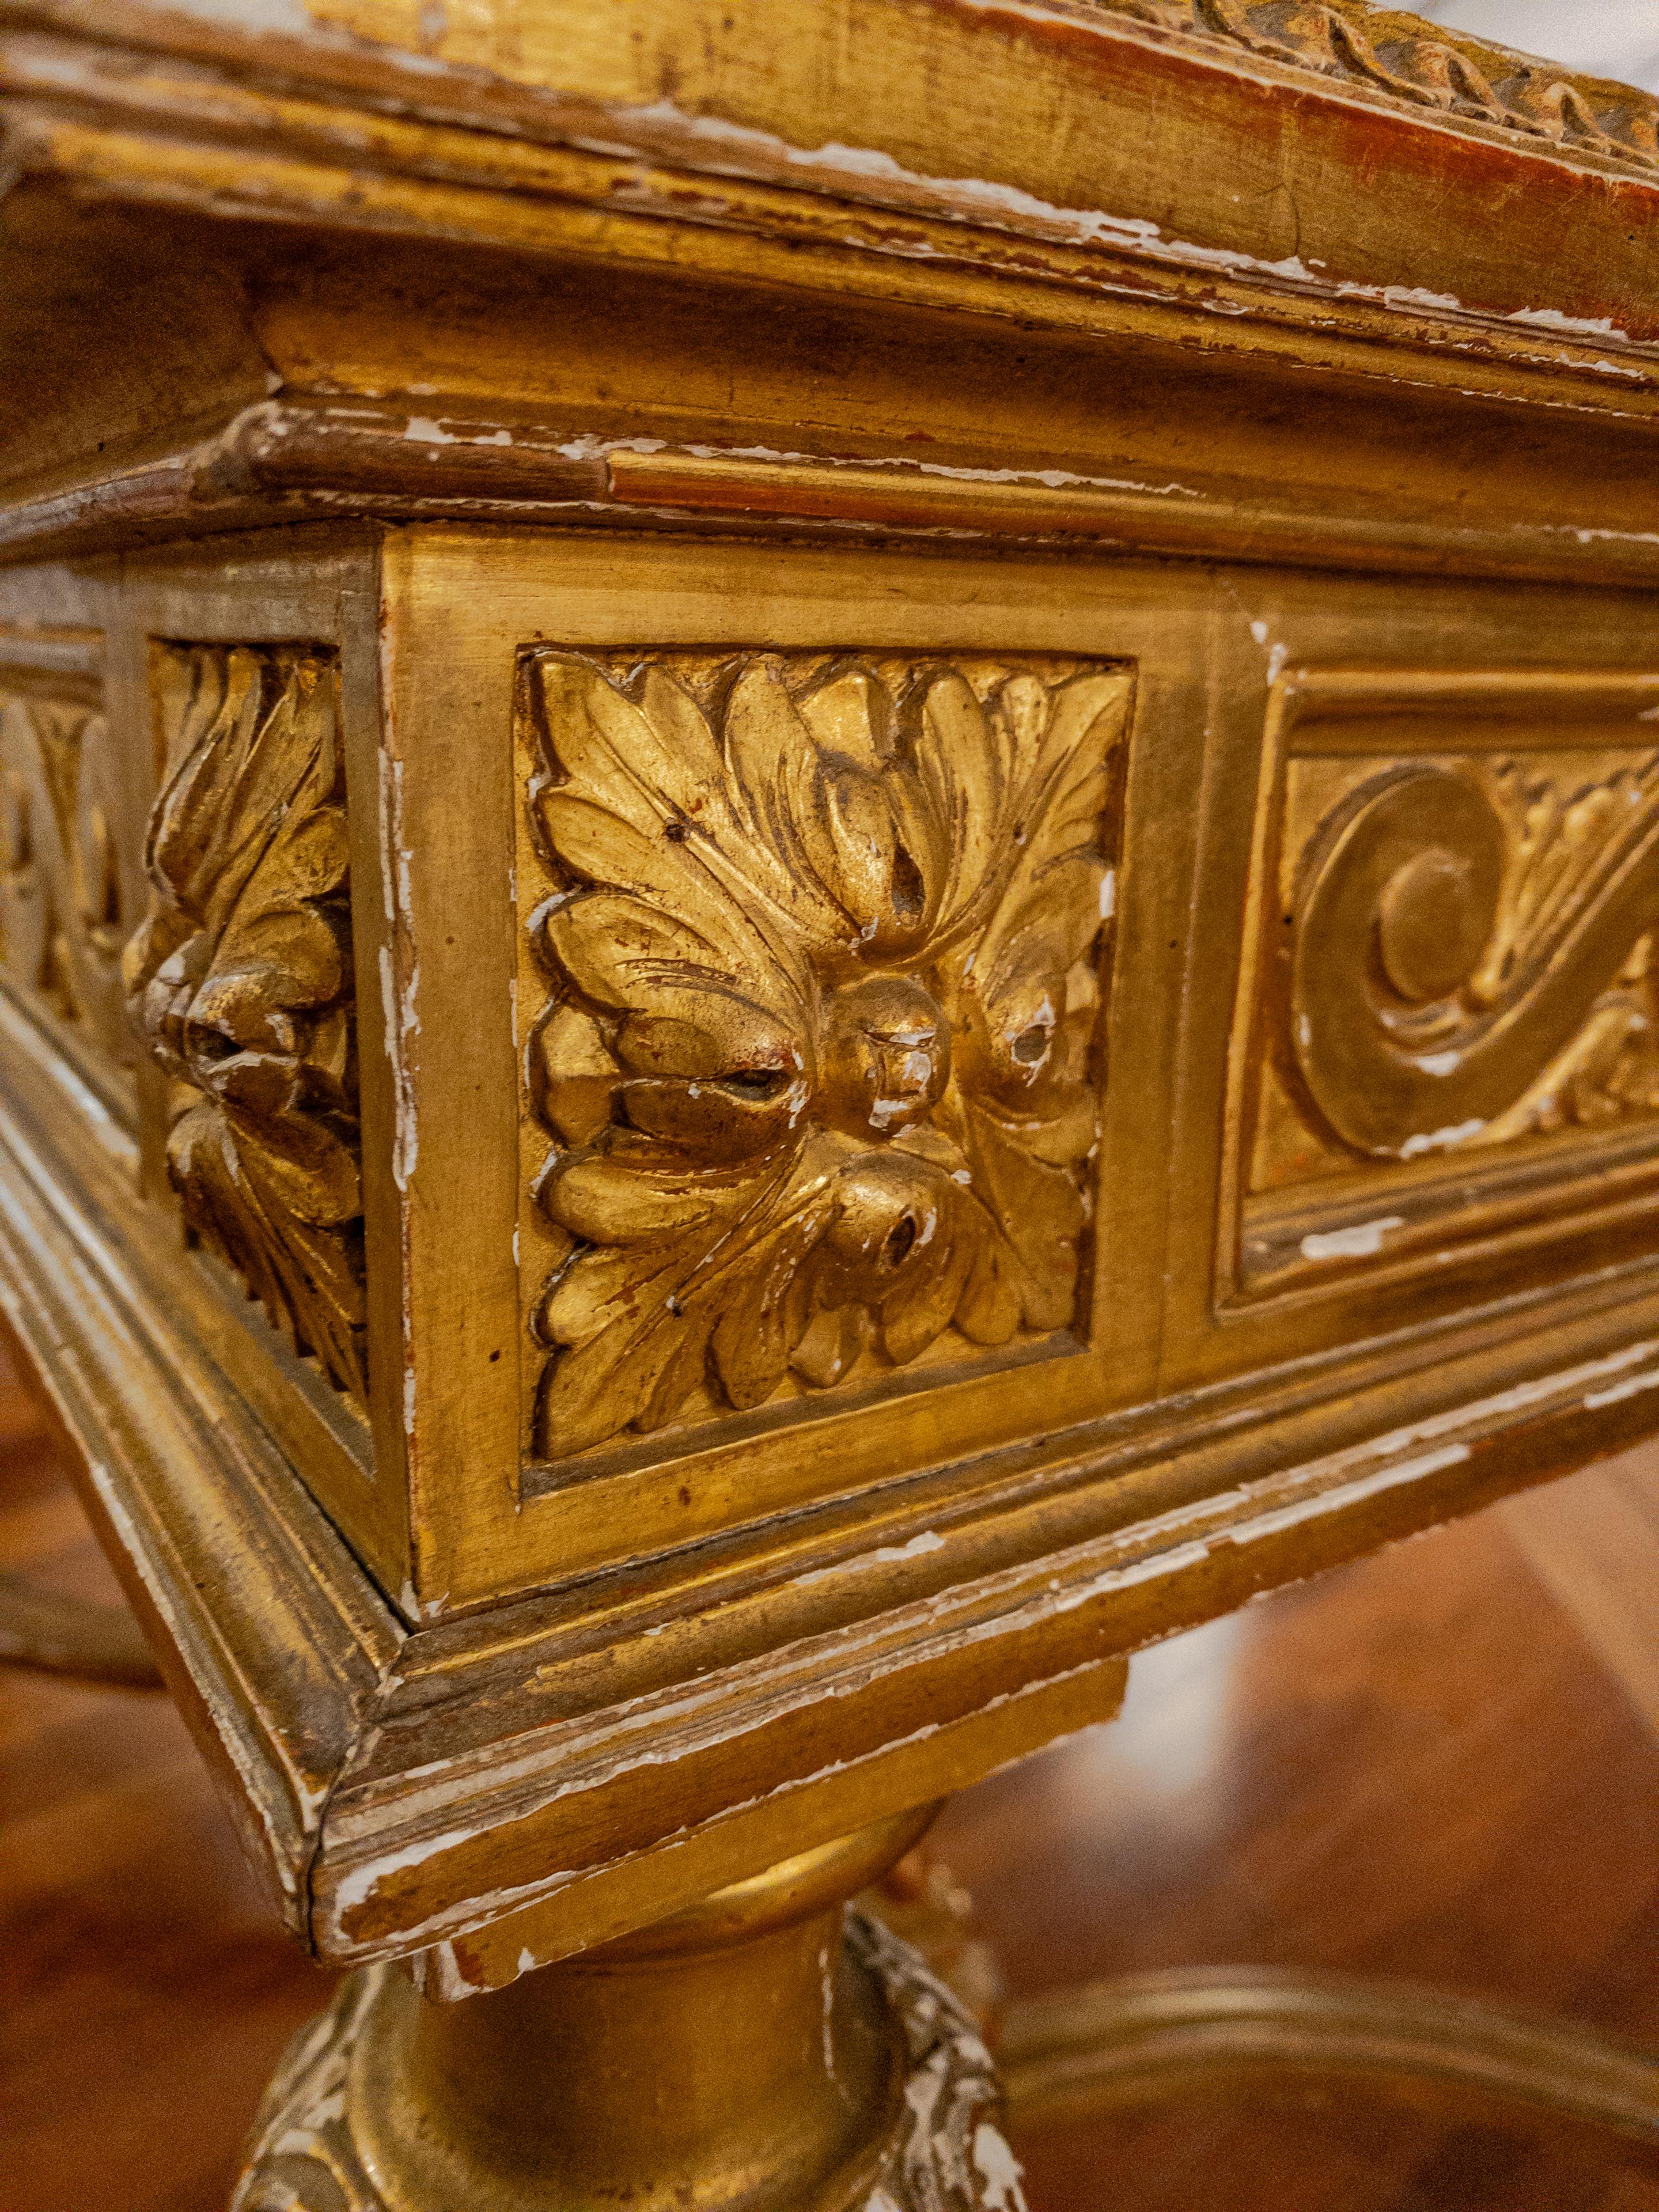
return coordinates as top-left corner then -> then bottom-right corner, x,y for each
0,676 -> 134,1078
1289,753 -> 1659,1158
521,650 -> 1128,1458
123,645 -> 366,1400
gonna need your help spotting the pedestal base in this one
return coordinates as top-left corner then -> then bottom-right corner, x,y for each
234,1817 -> 1022,2212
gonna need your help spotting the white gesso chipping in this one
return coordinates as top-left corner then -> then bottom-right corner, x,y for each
1228,1442 -> 1472,1546
792,1530 -> 946,1589
1400,1118 -> 1484,1158
972,2121 -> 1028,2212
403,416 -> 513,446
1584,1365 -> 1659,1412
1300,1215 -> 1404,1262
608,96 -> 1330,289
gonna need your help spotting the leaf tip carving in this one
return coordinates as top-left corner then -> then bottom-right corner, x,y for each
126,645 -> 367,1402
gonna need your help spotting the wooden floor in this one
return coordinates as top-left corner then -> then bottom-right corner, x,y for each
940,1466 -> 1659,2210
0,1366 -> 338,2212
4,1351 -> 1658,2211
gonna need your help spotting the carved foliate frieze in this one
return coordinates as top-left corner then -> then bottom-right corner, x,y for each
1115,0 -> 1659,177
0,667 -> 135,1086
123,645 -> 366,1399
519,650 -> 1129,1460
1233,677 -> 1659,1293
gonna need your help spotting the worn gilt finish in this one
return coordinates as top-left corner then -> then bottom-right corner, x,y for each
5,0 -> 1659,2204
524,651 -> 1124,1459
234,1915 -> 1018,2212
124,644 -> 366,1402
234,1812 -> 1025,2212
297,0 -> 1659,178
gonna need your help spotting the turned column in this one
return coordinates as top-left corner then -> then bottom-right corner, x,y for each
234,1807 -> 1019,2212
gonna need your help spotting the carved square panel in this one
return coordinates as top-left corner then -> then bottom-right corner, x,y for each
1226,671 -> 1659,1301
514,649 -> 1130,1472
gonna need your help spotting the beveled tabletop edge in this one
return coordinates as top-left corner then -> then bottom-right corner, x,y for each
4,3 -> 1658,574
2,0 -> 1656,363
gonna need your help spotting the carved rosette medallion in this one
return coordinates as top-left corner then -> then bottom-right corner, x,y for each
123,645 -> 366,1399
0,662 -> 134,1086
518,650 -> 1130,1460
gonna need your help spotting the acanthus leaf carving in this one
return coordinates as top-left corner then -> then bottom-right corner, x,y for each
522,651 -> 1129,1459
123,644 -> 367,1401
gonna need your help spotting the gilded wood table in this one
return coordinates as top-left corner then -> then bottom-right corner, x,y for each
3,1 -> 1659,2200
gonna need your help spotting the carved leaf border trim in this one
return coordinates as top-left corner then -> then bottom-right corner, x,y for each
1103,0 -> 1659,177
